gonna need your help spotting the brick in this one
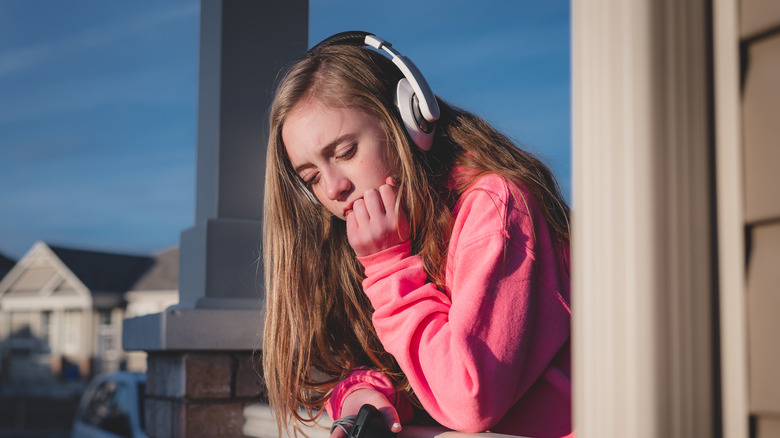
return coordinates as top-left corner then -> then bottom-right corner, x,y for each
146,353 -> 185,398
181,402 -> 247,438
235,353 -> 267,399
145,397 -> 173,438
184,353 -> 231,399
171,400 -> 186,438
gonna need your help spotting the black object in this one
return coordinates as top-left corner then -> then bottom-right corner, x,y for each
348,404 -> 397,438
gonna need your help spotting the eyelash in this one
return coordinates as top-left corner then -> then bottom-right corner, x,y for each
336,143 -> 357,160
303,144 -> 356,187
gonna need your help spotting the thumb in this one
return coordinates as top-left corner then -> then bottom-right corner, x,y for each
376,404 -> 402,433
341,389 -> 402,434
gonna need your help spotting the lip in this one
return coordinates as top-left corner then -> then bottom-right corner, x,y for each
342,198 -> 360,218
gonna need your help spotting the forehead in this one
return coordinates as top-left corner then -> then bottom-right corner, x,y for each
283,99 -> 341,143
281,100 -> 382,165
282,100 -> 341,165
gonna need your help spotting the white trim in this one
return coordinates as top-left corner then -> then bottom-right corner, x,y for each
714,0 -> 749,436
0,242 -> 92,305
35,243 -> 92,299
0,243 -> 39,298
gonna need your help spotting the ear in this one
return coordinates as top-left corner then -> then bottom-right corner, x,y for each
395,79 -> 435,151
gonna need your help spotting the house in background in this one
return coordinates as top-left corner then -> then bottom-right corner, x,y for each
124,247 -> 179,371
0,242 -> 178,385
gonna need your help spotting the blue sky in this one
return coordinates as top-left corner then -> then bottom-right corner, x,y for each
0,1 -> 570,260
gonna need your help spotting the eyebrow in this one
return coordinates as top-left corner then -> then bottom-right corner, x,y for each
293,134 -> 356,175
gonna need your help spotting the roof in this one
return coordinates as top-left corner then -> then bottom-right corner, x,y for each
0,252 -> 15,280
130,247 -> 178,291
48,245 -> 154,293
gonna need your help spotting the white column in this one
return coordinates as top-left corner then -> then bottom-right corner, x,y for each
571,1 -> 716,436
713,0 -> 749,437
124,0 -> 308,351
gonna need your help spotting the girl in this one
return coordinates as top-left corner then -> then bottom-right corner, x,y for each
263,32 -> 572,438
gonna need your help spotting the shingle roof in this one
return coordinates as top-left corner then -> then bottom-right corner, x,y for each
130,247 -> 178,291
49,245 -> 154,293
0,252 -> 15,280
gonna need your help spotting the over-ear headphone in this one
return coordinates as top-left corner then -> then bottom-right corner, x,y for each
309,31 -> 440,151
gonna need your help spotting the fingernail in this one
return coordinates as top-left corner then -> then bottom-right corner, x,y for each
391,423 -> 402,432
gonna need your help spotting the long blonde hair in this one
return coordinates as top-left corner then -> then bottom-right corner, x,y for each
262,43 -> 570,436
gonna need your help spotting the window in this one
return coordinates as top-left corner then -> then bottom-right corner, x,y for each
41,311 -> 52,347
99,310 -> 112,326
10,312 -> 33,338
63,309 -> 82,354
97,310 -> 119,373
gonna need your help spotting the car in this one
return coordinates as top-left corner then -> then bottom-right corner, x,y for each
71,371 -> 147,438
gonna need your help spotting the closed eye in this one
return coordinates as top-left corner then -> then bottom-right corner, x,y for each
299,142 -> 355,188
336,143 -> 357,160
303,172 -> 319,187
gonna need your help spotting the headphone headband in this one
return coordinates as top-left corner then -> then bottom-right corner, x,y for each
309,31 -> 440,150
309,30 -> 371,52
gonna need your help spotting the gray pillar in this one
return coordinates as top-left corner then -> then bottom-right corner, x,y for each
124,0 -> 308,352
180,0 -> 309,310
124,2 -> 308,435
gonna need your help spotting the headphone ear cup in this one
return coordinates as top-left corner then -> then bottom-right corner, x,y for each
395,78 -> 435,151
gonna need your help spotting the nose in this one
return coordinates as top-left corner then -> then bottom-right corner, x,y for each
322,169 -> 351,201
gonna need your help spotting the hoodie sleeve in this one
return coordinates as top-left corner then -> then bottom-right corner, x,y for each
324,368 -> 414,423
356,175 -> 571,433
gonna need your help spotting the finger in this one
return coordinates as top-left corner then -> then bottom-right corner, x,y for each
352,198 -> 370,227
345,210 -> 358,241
340,389 -> 402,434
362,188 -> 386,218
378,184 -> 398,219
376,405 -> 403,433
329,424 -> 348,438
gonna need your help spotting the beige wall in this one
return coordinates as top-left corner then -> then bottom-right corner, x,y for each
741,1 -> 780,436
572,0 -> 780,436
572,1 -> 717,436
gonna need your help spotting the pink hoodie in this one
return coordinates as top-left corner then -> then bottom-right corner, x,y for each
326,172 -> 572,438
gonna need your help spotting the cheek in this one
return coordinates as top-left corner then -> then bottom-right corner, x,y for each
380,142 -> 400,177
311,187 -> 329,205
357,161 -> 390,188
376,157 -> 397,180
366,145 -> 396,178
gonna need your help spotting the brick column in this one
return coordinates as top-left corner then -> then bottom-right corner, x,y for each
123,1 -> 308,436
144,352 -> 266,438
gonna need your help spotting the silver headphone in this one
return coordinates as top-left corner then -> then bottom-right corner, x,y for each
310,31 -> 441,151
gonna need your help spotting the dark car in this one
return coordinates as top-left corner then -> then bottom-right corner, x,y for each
71,371 -> 147,438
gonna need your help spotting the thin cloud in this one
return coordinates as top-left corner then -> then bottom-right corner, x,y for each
0,66 -> 192,124
0,3 -> 198,78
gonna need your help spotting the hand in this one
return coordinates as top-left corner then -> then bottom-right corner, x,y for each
346,178 -> 411,257
329,388 -> 402,438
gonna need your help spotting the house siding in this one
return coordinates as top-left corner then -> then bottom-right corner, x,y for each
741,1 -> 780,436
